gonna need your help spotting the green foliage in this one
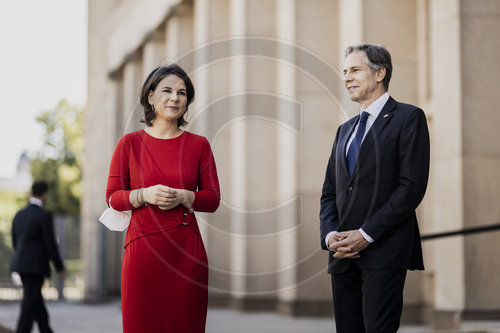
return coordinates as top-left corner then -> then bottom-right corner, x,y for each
30,100 -> 84,215
0,190 -> 25,236
0,189 -> 26,279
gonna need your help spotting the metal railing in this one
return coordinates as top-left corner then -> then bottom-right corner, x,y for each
0,215 -> 81,301
422,223 -> 500,241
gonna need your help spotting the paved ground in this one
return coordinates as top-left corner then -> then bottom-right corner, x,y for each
0,300 -> 499,332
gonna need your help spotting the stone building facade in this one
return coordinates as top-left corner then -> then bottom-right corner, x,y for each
83,0 -> 500,327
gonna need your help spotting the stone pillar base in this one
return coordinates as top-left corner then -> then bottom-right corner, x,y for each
401,303 -> 425,324
209,296 -> 334,317
229,297 -> 276,312
462,309 -> 500,321
207,295 -> 230,308
276,300 -> 333,317
431,310 -> 462,330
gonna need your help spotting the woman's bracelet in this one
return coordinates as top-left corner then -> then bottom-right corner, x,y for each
135,188 -> 140,205
138,188 -> 145,205
129,188 -> 145,208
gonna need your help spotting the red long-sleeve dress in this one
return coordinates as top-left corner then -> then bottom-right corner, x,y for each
105,130 -> 220,333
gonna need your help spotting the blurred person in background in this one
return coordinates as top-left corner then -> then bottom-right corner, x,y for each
11,180 -> 65,333
106,63 -> 220,332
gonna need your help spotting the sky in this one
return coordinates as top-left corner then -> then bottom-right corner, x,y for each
0,0 -> 87,178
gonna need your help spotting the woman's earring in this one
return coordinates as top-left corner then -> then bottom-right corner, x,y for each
151,104 -> 155,112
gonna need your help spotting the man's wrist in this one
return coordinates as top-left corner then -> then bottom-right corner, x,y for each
325,231 -> 339,250
359,228 -> 374,243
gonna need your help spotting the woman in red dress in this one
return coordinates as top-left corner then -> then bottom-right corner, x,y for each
105,64 -> 220,332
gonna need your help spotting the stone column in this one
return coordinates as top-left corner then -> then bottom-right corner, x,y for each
83,0 -> 122,301
292,0 -> 341,316
226,0 -> 280,310
338,0 -> 364,118
426,0 -> 464,328
191,0 -> 233,303
460,0 -> 500,322
142,30 -> 166,77
122,55 -> 143,133
275,0 -> 298,311
102,71 -> 127,297
228,0 -> 249,307
165,3 -> 194,63
415,0 -> 435,323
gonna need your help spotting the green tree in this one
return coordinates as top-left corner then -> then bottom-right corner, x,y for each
0,189 -> 25,279
30,100 -> 84,215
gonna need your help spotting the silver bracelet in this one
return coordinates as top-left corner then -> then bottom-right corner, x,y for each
129,190 -> 139,207
138,188 -> 144,205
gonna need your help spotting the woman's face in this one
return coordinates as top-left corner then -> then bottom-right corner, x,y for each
148,74 -> 187,125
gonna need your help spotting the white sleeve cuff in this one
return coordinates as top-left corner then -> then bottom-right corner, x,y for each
325,231 -> 339,250
359,228 -> 374,243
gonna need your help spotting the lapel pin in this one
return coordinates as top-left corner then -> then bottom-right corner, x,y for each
383,114 -> 389,118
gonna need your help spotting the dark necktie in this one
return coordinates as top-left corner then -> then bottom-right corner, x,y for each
346,111 -> 369,176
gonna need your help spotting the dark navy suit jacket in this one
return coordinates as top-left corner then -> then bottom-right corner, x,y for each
11,203 -> 64,277
320,96 -> 430,274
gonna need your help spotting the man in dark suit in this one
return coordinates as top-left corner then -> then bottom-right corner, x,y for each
11,180 -> 65,333
320,44 -> 430,333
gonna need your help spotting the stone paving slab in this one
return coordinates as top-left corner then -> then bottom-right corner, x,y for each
0,301 -> 499,332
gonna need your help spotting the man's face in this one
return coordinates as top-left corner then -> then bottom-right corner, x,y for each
343,51 -> 384,108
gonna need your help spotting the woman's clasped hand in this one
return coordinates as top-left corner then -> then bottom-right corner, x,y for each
142,184 -> 195,210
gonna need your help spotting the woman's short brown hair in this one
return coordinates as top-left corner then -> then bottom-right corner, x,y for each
139,64 -> 195,127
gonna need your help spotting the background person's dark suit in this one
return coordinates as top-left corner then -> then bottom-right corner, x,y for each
11,201 -> 64,333
320,96 -> 430,332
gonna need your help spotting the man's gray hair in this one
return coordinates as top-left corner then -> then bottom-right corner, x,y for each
344,44 -> 393,91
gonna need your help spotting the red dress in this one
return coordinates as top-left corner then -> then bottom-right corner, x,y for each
105,130 -> 220,333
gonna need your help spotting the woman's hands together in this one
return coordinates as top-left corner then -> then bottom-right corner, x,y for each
142,185 -> 194,211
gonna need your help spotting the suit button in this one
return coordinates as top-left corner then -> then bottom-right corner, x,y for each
347,186 -> 353,191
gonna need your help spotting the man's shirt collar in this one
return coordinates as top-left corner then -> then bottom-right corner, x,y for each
362,92 -> 389,119
29,197 -> 43,207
